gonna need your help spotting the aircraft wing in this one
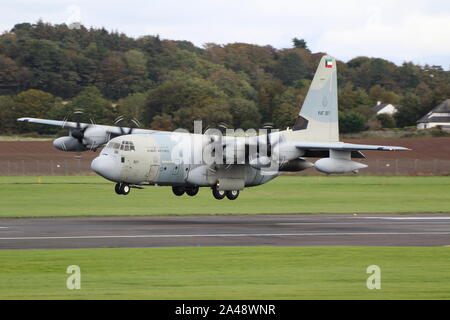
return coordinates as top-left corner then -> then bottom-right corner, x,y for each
293,142 -> 410,151
17,117 -> 160,135
17,117 -> 80,129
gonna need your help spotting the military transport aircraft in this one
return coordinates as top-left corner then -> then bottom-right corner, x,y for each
18,55 -> 409,199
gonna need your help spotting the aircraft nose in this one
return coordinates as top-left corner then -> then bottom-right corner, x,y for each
91,156 -> 121,181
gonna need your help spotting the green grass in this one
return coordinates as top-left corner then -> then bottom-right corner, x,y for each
0,246 -> 449,299
1,176 -> 450,217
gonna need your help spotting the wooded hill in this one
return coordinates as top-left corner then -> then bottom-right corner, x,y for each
0,21 -> 449,134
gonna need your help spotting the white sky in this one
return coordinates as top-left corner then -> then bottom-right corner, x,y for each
1,0 -> 449,68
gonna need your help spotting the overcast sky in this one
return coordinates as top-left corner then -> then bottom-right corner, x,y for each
1,0 -> 449,68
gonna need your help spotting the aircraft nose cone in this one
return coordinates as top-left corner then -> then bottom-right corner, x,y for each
91,156 -> 120,181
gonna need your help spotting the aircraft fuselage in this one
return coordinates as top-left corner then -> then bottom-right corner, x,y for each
91,132 -> 280,190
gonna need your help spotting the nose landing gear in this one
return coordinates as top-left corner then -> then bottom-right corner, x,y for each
115,183 -> 130,195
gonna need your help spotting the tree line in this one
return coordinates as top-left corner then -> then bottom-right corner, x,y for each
0,21 -> 449,134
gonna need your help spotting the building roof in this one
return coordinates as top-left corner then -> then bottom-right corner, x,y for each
417,99 -> 450,123
432,99 -> 450,113
373,103 -> 389,113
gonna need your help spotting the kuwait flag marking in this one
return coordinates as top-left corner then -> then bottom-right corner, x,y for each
325,58 -> 333,68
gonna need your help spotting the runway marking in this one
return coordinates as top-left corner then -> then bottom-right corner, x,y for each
274,222 -> 439,226
1,232 -> 450,241
0,227 -> 8,229
357,217 -> 450,220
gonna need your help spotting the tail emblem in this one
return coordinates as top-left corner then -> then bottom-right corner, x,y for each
325,58 -> 333,68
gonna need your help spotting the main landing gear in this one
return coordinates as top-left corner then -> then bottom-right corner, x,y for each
172,186 -> 240,200
172,186 -> 199,197
115,182 -> 130,195
211,186 -> 239,200
114,184 -> 240,199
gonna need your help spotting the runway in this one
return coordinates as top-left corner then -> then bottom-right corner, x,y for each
1,214 -> 450,249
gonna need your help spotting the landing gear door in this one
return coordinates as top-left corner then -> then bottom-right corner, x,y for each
147,148 -> 159,183
148,165 -> 159,183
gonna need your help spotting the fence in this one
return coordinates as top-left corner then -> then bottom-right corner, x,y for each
0,159 -> 93,176
0,159 -> 450,176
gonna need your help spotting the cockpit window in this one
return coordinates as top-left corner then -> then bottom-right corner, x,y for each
116,140 -> 136,152
106,142 -> 120,150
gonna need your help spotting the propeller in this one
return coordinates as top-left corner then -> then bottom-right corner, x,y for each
261,123 -> 274,158
61,110 -> 94,158
109,116 -> 141,139
68,110 -> 92,145
247,123 -> 281,169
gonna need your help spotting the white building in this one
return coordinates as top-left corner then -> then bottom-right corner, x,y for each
373,102 -> 398,115
417,99 -> 450,130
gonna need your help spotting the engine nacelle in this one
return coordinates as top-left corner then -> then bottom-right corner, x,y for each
53,136 -> 87,152
82,126 -> 110,148
314,157 -> 367,174
279,158 -> 314,172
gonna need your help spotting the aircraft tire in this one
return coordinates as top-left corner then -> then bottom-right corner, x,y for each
186,187 -> 199,196
225,190 -> 239,200
115,183 -> 122,195
212,187 -> 226,200
120,183 -> 130,195
172,186 -> 185,196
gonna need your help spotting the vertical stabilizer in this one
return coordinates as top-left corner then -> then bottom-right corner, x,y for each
289,55 -> 339,142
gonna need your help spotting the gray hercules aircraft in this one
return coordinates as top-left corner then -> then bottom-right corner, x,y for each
18,55 -> 409,199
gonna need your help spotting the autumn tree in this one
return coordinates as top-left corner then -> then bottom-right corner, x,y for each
292,38 -> 308,50
339,112 -> 366,133
65,86 -> 115,123
227,98 -> 261,129
275,51 -> 307,86
115,92 -> 148,125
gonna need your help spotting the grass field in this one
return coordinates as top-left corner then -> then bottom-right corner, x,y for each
0,176 -> 450,217
1,176 -> 449,300
0,246 -> 449,299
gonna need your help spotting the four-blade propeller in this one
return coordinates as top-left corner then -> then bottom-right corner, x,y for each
69,111 -> 92,144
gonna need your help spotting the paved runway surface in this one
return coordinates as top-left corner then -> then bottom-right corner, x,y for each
1,214 -> 450,249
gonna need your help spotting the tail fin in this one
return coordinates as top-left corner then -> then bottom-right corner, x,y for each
290,55 -> 339,142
